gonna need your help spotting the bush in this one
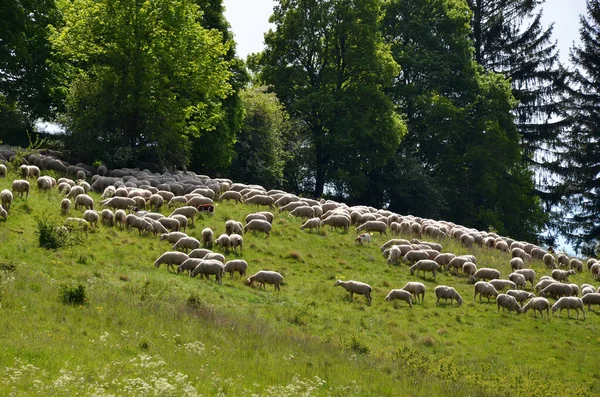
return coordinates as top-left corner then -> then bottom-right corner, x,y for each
58,284 -> 87,305
35,214 -> 83,249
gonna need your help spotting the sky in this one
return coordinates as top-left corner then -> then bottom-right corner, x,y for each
223,0 -> 589,65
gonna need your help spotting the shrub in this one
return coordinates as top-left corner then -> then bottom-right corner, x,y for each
35,214 -> 67,249
59,284 -> 87,305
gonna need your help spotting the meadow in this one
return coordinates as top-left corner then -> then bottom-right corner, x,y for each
0,168 -> 598,396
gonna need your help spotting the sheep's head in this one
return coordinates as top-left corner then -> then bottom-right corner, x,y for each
334,280 -> 343,287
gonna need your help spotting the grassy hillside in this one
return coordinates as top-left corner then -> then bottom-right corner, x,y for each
0,170 -> 599,396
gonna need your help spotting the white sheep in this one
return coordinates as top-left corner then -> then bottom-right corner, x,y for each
101,209 -> 114,226
552,297 -> 586,320
11,179 -> 30,199
403,250 -> 430,266
534,278 -> 558,293
154,251 -> 189,272
506,290 -> 535,305
0,204 -> 6,221
36,176 -> 53,190
510,257 -> 525,271
410,259 -> 439,281
230,233 -> 243,253
540,283 -> 573,300
219,190 -> 243,203
473,281 -> 499,303
496,294 -> 521,313
74,194 -> 94,211
64,217 -> 89,232
243,219 -> 272,237
470,268 -> 501,283
201,228 -> 214,248
177,258 -> 202,275
557,253 -> 570,267
204,252 -> 226,263
223,259 -> 248,278
520,297 -> 550,317
551,269 -> 576,282
489,279 -> 516,292
244,194 -> 275,209
334,280 -> 372,304
434,253 -> 456,268
289,206 -> 314,219
508,273 -> 527,290
0,189 -> 13,212
514,269 -> 536,288
189,248 -> 213,259
101,196 -> 136,210
148,194 -> 164,212
169,206 -> 198,226
300,217 -> 321,233
543,254 -> 556,269
434,286 -> 463,307
158,217 -> 180,232
247,270 -> 284,291
592,263 -> 600,280
172,237 -> 201,252
401,282 -> 426,304
225,220 -> 243,235
581,293 -> 600,310
215,233 -> 231,252
385,289 -> 413,308
83,210 -> 99,228
386,246 -> 402,265
356,220 -> 388,236
125,214 -> 152,235
462,262 -> 477,278
114,209 -> 127,228
191,260 -> 225,284
581,286 -> 596,297
0,163 -> 6,177
570,259 -> 583,273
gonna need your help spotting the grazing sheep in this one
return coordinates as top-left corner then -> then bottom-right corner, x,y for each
74,194 -> 94,211
58,198 -> 71,216
496,294 -> 521,313
114,209 -> 127,228
225,220 -> 243,235
520,297 -> 550,317
219,190 -> 243,203
385,289 -> 413,308
581,293 -> 600,310
83,210 -> 99,228
474,281 -> 499,303
169,206 -> 198,226
66,185 -> 85,199
173,237 -> 201,252
434,286 -> 463,307
125,214 -> 152,235
11,179 -> 30,199
101,209 -> 114,226
380,239 -> 411,252
557,253 -> 570,268
176,258 -> 203,275
320,215 -> 350,233
587,258 -> 598,271
445,256 -> 469,274
355,233 -> 371,246
460,233 -> 475,248
36,176 -> 54,190
223,259 -> 248,278
244,194 -> 275,209
333,280 -> 372,304
462,262 -> 477,278
204,252 -> 226,263
508,273 -> 527,290
256,211 -> 275,223
230,233 -> 243,253
410,259 -> 439,281
506,290 -> 535,305
201,228 -> 214,248
386,246 -> 403,266
401,282 -> 426,304
247,270 -> 284,291
300,218 -> 321,233
101,197 -> 136,210
403,250 -> 430,266
535,279 -> 558,293
148,194 -> 164,212
289,206 -> 314,219
158,217 -> 180,232
245,213 -> 268,224
510,257 -> 525,271
189,248 -> 212,259
434,253 -> 456,268
592,263 -> 600,280
147,218 -> 168,236
160,232 -> 189,244
470,268 -> 501,283
514,268 -> 536,288
543,254 -> 556,269
489,279 -> 517,292
154,251 -> 189,272
570,259 -> 584,273
581,286 -> 596,297
0,204 -> 6,221
356,220 -> 388,236
1,189 -> 13,212
552,297 -> 586,320
215,234 -> 231,252
0,164 -> 6,177
191,260 -> 225,284
243,219 -> 272,237
540,283 -> 574,300
551,269 -> 576,282
495,240 -> 509,252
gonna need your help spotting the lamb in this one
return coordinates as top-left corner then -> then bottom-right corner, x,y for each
114,209 -> 127,228
172,237 -> 201,252
230,234 -> 243,253
551,269 -> 576,282
247,270 -> 284,291
470,268 -> 501,283
11,179 -> 30,199
506,290 -> 535,305
101,197 -> 136,210
581,293 -> 600,310
496,294 -> 521,313
320,215 -> 350,233
61,198 -> 72,215
83,210 -> 99,228
243,219 -> 272,237
333,280 -> 372,304
520,297 -> 550,317
215,234 -> 231,252
514,269 -> 536,288
489,279 -> 517,292
356,220 -> 388,236
289,206 -> 314,219
1,189 -> 13,212
244,194 -> 275,209
201,228 -> 214,248
223,259 -> 249,278
508,273 -> 527,290
225,220 -> 243,235
462,262 -> 477,278
154,251 -> 189,272
403,250 -> 430,266
300,218 -> 321,233
188,248 -> 213,259
570,259 -> 584,273
543,254 -> 556,269
158,217 -> 180,232
169,206 -> 197,226
191,260 -> 225,284
219,190 -> 243,203
434,286 -> 463,307
74,194 -> 94,211
473,281 -> 499,302
510,257 -> 525,271
401,282 -> 426,304
355,233 -> 371,246
552,297 -> 586,320
101,209 -> 114,226
384,289 -> 413,308
410,259 -> 439,281
540,283 -> 574,300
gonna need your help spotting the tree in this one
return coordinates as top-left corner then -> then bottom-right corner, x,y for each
552,0 -> 600,253
260,0 -> 405,200
51,0 -> 232,169
0,0 -> 62,145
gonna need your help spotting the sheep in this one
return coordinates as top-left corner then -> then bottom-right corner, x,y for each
489,279 -> 517,292
101,197 -> 136,210
169,206 -> 197,226
401,282 -> 426,304
587,258 -> 598,271
380,238 -> 411,252
101,209 -> 114,226
175,258 -> 203,275
114,209 -> 127,228
289,206 -> 314,219
495,240 -> 509,252
83,210 -> 99,228
243,219 -> 272,237
147,218 -> 168,236
496,294 -> 521,313
215,234 -> 231,252
514,269 -> 536,288
278,200 -> 308,213
11,179 -> 30,199
172,237 -> 201,252
581,293 -> 600,310
225,220 -> 243,235
64,217 -> 89,232
0,163 -> 6,177
245,213 -> 268,224
244,195 -> 275,209
219,190 -> 243,203
403,250 -> 430,266
535,279 -> 558,293
1,189 -> 13,212
385,289 -> 413,308
188,248 -> 213,259
462,262 -> 477,278
543,254 -> 556,269
148,194 -> 164,212
223,259 -> 248,278
386,246 -> 402,266
201,228 -> 214,248
510,257 -> 525,271
256,211 -> 275,223
552,297 -> 586,320
246,270 -> 284,291
410,259 -> 439,281
434,253 -> 456,268
356,220 -> 388,236
520,297 -> 550,317
434,286 -> 463,307
411,239 -> 443,252
551,269 -> 576,282
191,260 -> 225,284
154,251 -> 189,273
445,256 -> 469,274
473,281 -> 499,303
0,204 -> 6,221
20,164 -> 40,178
58,182 -> 71,195
540,283 -> 574,300
581,286 -> 596,297
506,290 -> 535,305
320,215 -> 350,233
570,259 -> 584,273
470,268 -> 501,283
592,263 -> 600,280
300,218 -> 321,233
158,217 -> 180,232
36,176 -> 54,191
125,214 -> 152,235
74,194 -> 94,211
333,280 -> 371,304
355,233 -> 371,246
460,233 -> 475,248
230,234 -> 243,253
66,185 -> 85,199
557,253 -> 570,267
508,273 -> 527,290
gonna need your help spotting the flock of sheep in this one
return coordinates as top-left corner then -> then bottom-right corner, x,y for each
1,147 -> 600,321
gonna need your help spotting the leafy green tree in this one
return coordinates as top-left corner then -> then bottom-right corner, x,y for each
51,0 -> 232,169
260,0 -> 405,199
552,0 -> 600,253
0,0 -> 62,145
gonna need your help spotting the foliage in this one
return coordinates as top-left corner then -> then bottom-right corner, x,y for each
58,284 -> 87,305
50,0 -> 233,169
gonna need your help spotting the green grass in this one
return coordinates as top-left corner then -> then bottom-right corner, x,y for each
0,170 -> 599,396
